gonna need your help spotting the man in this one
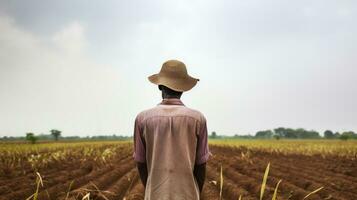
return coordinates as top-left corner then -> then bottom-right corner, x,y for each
133,60 -> 210,200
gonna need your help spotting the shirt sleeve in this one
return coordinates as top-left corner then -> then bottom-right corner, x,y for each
195,116 -> 210,165
133,116 -> 146,163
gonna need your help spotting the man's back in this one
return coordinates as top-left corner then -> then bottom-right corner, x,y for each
133,98 -> 209,200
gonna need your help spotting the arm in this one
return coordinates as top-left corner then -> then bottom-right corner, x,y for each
133,116 -> 147,186
193,162 -> 206,193
195,116 -> 210,193
137,162 -> 148,187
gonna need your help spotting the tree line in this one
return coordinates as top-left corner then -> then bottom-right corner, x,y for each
209,128 -> 357,140
25,129 -> 62,144
1,130 -> 132,144
2,128 -> 356,144
255,128 -> 356,140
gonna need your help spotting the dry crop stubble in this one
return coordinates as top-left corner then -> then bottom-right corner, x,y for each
0,140 -> 356,200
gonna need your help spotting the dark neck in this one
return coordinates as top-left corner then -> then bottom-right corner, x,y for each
162,93 -> 181,99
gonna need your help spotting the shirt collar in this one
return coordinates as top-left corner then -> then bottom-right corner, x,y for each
159,98 -> 185,106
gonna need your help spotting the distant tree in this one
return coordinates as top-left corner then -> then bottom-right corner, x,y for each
300,130 -> 320,139
340,131 -> 356,140
340,134 -> 349,141
50,129 -> 62,141
274,127 -> 286,137
273,127 -> 296,138
210,131 -> 217,139
324,130 -> 334,139
26,133 -> 38,144
285,128 -> 298,138
273,135 -> 280,140
334,132 -> 341,138
255,130 -> 274,138
272,127 -> 320,139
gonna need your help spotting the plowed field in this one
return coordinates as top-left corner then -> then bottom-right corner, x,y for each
0,141 -> 356,200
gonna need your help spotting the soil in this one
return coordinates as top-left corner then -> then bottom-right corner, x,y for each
0,145 -> 356,200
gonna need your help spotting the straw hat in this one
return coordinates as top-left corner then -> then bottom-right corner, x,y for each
148,60 -> 199,92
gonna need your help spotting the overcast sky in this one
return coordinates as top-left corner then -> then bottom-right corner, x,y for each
0,0 -> 356,137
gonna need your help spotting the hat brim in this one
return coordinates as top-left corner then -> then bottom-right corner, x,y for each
148,74 -> 199,92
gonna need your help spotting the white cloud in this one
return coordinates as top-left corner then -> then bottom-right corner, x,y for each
0,16 -> 122,136
337,7 -> 352,17
52,22 -> 86,56
0,0 -> 357,136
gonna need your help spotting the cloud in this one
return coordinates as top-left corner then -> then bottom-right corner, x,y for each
0,15 -> 121,136
52,22 -> 86,55
0,0 -> 357,137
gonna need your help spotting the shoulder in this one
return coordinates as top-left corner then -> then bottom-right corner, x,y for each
135,106 -> 158,123
135,105 -> 207,123
181,106 -> 207,123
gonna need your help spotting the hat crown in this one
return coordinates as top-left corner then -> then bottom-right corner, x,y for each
160,60 -> 188,78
